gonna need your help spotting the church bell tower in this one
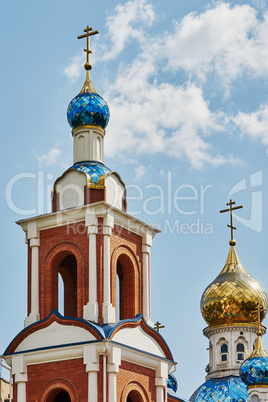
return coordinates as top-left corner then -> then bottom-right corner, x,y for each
3,26 -> 179,402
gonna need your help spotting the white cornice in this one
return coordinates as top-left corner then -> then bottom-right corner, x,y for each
16,201 -> 160,238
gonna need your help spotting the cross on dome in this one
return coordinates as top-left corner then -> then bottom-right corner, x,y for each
78,25 -> 99,71
220,199 -> 243,246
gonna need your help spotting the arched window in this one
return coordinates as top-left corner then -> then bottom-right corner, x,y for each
46,389 -> 71,402
127,390 -> 143,402
251,394 -> 260,402
237,343 -> 245,361
220,344 -> 228,362
52,253 -> 77,317
116,254 -> 136,320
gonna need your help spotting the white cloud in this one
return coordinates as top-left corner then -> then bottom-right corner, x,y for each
35,148 -> 62,167
104,54 -> 240,168
63,52 -> 84,82
135,165 -> 146,181
101,0 -> 155,60
156,3 -> 268,86
232,104 -> 268,147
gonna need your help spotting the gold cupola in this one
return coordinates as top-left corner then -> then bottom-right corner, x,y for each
201,199 -> 267,327
201,245 -> 267,326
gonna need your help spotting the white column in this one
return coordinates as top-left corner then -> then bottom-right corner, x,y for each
24,221 -> 40,327
84,345 -> 99,402
84,219 -> 98,322
102,212 -> 116,324
155,362 -> 168,402
107,347 -> 121,402
142,232 -> 153,327
12,355 -> 27,402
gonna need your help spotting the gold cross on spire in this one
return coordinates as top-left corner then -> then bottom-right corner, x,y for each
154,321 -> 165,333
252,305 -> 265,335
78,25 -> 99,71
220,199 -> 243,246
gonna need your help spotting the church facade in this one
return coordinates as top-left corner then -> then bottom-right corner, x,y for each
3,25 -> 268,402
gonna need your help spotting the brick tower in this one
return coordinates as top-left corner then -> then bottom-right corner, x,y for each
4,26 -> 181,402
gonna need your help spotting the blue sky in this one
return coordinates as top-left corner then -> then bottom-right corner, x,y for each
1,0 -> 268,399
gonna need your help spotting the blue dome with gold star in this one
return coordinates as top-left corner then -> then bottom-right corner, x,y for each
67,92 -> 110,130
240,356 -> 268,386
190,376 -> 248,402
240,334 -> 268,387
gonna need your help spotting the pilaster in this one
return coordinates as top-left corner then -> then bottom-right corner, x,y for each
12,355 -> 27,402
142,232 -> 153,327
84,210 -> 99,322
24,221 -> 40,327
155,361 -> 168,402
83,344 -> 100,402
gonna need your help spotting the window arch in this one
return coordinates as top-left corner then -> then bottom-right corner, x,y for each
236,343 -> 245,361
251,394 -> 260,402
220,343 -> 228,362
46,389 -> 71,402
51,253 -> 78,317
42,243 -> 84,320
127,390 -> 143,402
116,253 -> 136,320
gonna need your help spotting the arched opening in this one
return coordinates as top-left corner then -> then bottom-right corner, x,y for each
127,390 -> 143,402
236,342 -> 245,361
116,254 -> 136,320
251,395 -> 260,402
220,343 -> 228,362
52,253 -> 77,317
46,389 -> 71,402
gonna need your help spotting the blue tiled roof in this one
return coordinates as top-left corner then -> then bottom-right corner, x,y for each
70,161 -> 111,184
190,376 -> 248,402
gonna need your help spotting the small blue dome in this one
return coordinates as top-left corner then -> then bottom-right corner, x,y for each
240,356 -> 268,386
67,92 -> 110,130
190,376 -> 248,402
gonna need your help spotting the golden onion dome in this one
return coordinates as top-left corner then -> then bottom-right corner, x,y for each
201,246 -> 267,326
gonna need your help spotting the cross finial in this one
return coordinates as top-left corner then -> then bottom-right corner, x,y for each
220,199 -> 243,246
252,305 -> 265,335
78,25 -> 99,71
154,321 -> 165,333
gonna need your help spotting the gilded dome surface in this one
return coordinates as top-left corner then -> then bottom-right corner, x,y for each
201,246 -> 267,326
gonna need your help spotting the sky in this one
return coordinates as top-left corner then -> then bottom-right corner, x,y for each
0,0 -> 268,399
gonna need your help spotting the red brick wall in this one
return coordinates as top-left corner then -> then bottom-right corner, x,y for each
117,360 -> 155,401
24,358 -> 87,402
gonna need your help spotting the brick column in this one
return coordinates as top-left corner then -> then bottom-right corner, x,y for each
155,362 -> 168,402
12,355 -> 27,402
84,345 -> 99,402
102,211 -> 116,324
24,221 -> 40,327
142,232 -> 153,326
84,211 -> 99,322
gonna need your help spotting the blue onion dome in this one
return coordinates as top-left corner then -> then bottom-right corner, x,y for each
201,246 -> 267,326
190,376 -> 248,402
240,334 -> 268,387
67,70 -> 110,130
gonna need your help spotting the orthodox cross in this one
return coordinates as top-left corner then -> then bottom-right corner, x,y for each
154,321 -> 165,332
220,199 -> 243,246
252,305 -> 265,334
78,25 -> 99,71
